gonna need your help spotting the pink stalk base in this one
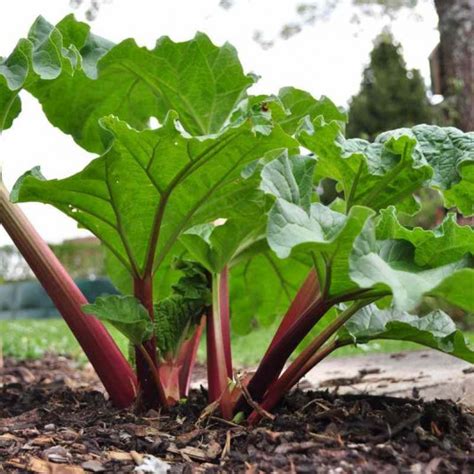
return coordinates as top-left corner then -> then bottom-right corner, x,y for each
245,297 -> 328,404
207,267 -> 233,419
220,269 -> 232,378
134,275 -> 168,409
247,341 -> 338,425
159,361 -> 181,404
177,316 -> 205,397
248,302 -> 367,424
0,185 -> 137,408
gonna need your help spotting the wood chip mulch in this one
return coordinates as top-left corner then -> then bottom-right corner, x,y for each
0,355 -> 473,473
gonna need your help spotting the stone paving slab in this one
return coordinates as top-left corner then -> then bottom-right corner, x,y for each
303,350 -> 474,408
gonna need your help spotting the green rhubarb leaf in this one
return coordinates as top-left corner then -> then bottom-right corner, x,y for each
260,151 -> 316,212
12,112 -> 295,277
1,15 -> 255,151
83,295 -> 153,345
298,117 -> 431,214
429,269 -> 474,313
261,151 -> 374,295
377,207 -> 474,267
277,87 -> 347,135
405,125 -> 474,215
154,260 -> 210,358
0,21 -> 53,131
298,120 -> 474,215
179,168 -> 269,273
0,16 -> 95,133
444,163 -> 474,216
180,218 -> 264,274
350,220 -> 472,311
337,304 -> 474,363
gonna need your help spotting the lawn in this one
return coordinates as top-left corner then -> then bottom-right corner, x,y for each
2,319 -> 473,366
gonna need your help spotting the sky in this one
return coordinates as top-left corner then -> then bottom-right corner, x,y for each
0,0 -> 439,245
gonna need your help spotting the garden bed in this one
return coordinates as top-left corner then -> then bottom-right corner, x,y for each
0,355 -> 472,473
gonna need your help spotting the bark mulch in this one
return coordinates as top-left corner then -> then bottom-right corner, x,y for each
0,355 -> 472,473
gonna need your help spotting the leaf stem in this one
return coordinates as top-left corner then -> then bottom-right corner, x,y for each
133,275 -> 167,408
248,300 -> 372,424
0,182 -> 137,408
137,343 -> 168,408
245,295 -> 329,404
267,269 -> 320,352
177,315 -> 206,397
207,267 -> 233,419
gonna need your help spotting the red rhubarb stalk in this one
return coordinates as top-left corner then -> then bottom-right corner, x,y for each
177,315 -> 205,397
267,269 -> 319,352
248,301 -> 369,424
133,275 -> 168,408
158,360 -> 181,404
245,295 -> 328,403
207,266 -> 233,418
247,341 -> 339,425
0,184 -> 137,408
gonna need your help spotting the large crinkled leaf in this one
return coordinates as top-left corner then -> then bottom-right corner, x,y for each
83,295 -> 153,345
377,207 -> 474,267
277,87 -> 347,135
261,151 -> 374,295
444,163 -> 474,216
1,15 -> 255,151
404,125 -> 474,215
429,269 -> 474,313
0,16 -> 106,133
298,119 -> 474,215
260,151 -> 316,212
350,220 -> 472,311
12,113 -> 296,277
337,304 -> 474,363
298,117 -> 431,214
154,260 -> 210,358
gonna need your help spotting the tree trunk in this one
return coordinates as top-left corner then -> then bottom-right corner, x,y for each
434,0 -> 474,131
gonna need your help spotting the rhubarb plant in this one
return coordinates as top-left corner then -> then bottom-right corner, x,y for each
2,15 -> 473,418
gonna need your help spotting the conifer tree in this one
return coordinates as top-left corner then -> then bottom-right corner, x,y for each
347,32 -> 432,139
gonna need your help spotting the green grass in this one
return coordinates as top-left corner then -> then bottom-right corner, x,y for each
1,319 -> 473,366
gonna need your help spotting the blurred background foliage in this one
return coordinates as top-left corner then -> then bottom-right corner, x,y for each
347,32 -> 433,140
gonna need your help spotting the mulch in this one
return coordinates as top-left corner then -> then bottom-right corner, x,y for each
0,355 -> 472,473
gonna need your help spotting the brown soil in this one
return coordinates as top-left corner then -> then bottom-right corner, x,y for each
0,355 -> 472,473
